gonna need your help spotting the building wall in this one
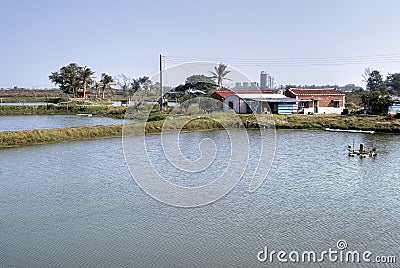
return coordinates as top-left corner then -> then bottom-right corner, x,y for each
388,102 -> 400,115
287,93 -> 345,114
223,94 -> 249,113
277,103 -> 298,114
302,106 -> 344,114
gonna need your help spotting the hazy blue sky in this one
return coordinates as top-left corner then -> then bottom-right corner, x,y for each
1,0 -> 400,88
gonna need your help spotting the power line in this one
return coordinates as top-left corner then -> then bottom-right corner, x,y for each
164,54 -> 400,67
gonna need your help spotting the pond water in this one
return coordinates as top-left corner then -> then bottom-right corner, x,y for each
112,100 -> 179,107
0,102 -> 48,106
0,130 -> 398,267
0,115 -> 133,132
0,101 -> 179,107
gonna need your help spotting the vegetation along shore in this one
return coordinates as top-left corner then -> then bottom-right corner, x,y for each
1,63 -> 399,148
1,113 -> 399,148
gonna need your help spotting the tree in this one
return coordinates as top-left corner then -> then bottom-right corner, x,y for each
49,63 -> 82,97
93,81 -> 101,98
100,73 -> 114,99
131,76 -> 152,93
386,73 -> 400,93
179,94 -> 196,113
210,63 -> 231,89
199,97 -> 218,113
79,66 -> 94,98
361,67 -> 371,90
366,70 -> 387,93
361,91 -> 393,114
130,76 -> 152,107
185,74 -> 215,85
116,74 -> 132,98
174,81 -> 217,94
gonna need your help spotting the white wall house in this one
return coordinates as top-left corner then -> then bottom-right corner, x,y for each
285,88 -> 346,114
223,93 -> 297,114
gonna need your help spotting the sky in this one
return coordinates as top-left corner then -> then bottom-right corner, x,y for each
1,0 -> 400,88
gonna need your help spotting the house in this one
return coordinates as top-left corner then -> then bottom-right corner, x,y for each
223,93 -> 297,114
211,90 -> 273,102
285,88 -> 345,114
76,89 -> 89,98
388,96 -> 400,115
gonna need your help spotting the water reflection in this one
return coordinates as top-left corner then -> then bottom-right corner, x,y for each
0,130 -> 398,267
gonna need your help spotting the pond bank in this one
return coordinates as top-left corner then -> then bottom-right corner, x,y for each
1,114 -> 399,148
274,114 -> 400,133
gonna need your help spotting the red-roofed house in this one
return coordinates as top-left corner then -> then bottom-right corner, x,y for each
211,90 -> 273,102
285,88 -> 345,114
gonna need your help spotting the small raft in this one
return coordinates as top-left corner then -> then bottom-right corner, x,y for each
348,143 -> 377,158
325,128 -> 375,134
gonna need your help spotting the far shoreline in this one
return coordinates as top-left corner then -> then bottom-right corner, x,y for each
1,113 -> 399,148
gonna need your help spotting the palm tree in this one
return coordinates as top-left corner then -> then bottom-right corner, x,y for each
79,66 -> 94,98
93,81 -> 101,98
100,73 -> 114,99
210,63 -> 231,90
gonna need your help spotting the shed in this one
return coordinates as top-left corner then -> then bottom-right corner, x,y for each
223,93 -> 297,114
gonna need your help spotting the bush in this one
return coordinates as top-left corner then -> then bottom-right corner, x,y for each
147,113 -> 167,122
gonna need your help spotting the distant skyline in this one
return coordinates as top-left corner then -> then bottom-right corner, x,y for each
1,0 -> 400,88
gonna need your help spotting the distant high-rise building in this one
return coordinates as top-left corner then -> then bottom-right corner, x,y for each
260,71 -> 275,89
235,82 -> 242,89
233,81 -> 259,90
250,82 -> 259,89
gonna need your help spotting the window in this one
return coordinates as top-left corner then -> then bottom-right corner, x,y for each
228,101 -> 234,109
333,100 -> 340,108
299,101 -> 310,108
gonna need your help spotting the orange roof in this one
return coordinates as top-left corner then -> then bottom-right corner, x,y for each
288,88 -> 344,95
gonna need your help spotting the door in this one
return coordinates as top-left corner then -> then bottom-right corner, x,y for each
313,100 -> 318,113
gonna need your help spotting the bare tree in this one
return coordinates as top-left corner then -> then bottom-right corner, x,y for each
362,68 -> 371,90
116,74 -> 131,98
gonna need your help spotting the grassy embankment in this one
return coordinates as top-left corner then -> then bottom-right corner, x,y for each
274,114 -> 400,133
1,108 -> 400,148
0,114 -> 233,148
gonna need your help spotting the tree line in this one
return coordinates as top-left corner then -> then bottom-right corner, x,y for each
49,63 -> 232,101
49,63 -> 155,99
360,69 -> 399,114
363,68 -> 400,93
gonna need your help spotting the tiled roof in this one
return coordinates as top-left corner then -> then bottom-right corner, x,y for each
288,88 -> 344,96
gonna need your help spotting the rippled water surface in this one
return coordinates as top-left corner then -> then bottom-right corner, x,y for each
0,102 -> 48,106
0,130 -> 399,267
0,115 -> 133,131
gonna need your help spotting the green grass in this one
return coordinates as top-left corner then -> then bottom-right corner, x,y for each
0,113 -> 238,148
0,125 -> 124,148
1,113 -> 400,148
274,114 -> 400,133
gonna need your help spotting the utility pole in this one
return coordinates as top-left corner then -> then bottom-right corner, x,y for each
160,54 -> 163,111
